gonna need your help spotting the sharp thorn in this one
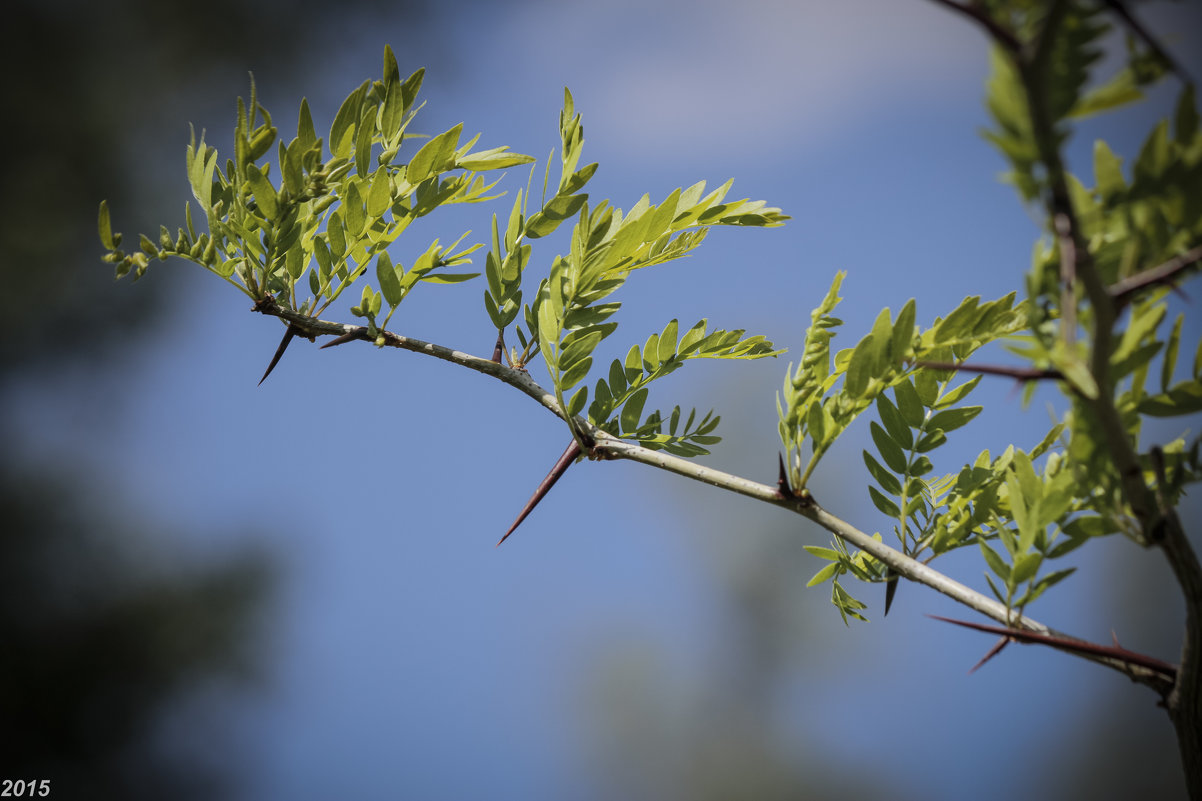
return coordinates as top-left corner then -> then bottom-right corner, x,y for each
320,331 -> 362,349
969,637 -> 1011,673
926,614 -> 1177,679
496,439 -> 582,547
884,570 -> 899,616
491,330 -> 505,364
776,452 -> 792,498
259,325 -> 298,385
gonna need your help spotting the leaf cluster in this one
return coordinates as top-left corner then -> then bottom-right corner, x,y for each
788,288 -> 1030,619
100,46 -> 532,339
100,54 -> 789,466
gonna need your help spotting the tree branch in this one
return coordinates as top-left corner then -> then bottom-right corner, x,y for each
924,0 -> 1021,53
1108,245 -> 1202,308
591,435 -> 1174,694
249,295 -> 1176,696
928,614 -> 1177,683
1015,4 -> 1202,785
914,360 -> 1064,382
1102,0 -> 1194,86
253,296 -> 562,416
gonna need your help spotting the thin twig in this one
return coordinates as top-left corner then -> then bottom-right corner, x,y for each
1103,0 -> 1194,86
915,360 -> 1064,381
924,0 -> 1022,53
1108,245 -> 1202,308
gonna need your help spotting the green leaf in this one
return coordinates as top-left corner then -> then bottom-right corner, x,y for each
933,376 -> 982,409
353,109 -> 375,178
1093,140 -> 1125,201
457,147 -> 536,172
245,163 -> 279,219
420,272 -> 479,284
1134,120 -> 1170,184
366,168 -> 392,218
401,68 -> 425,113
344,182 -> 366,236
844,333 -> 877,398
98,201 -> 115,249
657,319 -> 679,365
876,394 -> 912,449
914,368 -> 939,408
891,299 -> 915,367
926,406 -> 983,434
807,561 -> 841,588
933,296 -> 980,342
566,386 -> 588,418
1033,567 -> 1076,595
1163,314 -> 1184,393
863,451 -> 903,496
894,380 -> 925,428
1138,382 -> 1202,416
526,193 -> 588,239
870,422 -> 907,474
330,80 -> 368,159
979,540 -> 1010,582
376,252 -> 403,307
1011,552 -> 1043,585
868,486 -> 901,518
407,123 -> 464,184
915,429 -> 948,453
803,545 -> 842,561
621,388 -> 648,433
297,98 -> 318,151
561,328 -> 605,370
1175,86 -> 1198,142
282,139 -> 305,196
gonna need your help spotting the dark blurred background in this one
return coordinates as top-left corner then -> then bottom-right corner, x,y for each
2,1 -> 1199,799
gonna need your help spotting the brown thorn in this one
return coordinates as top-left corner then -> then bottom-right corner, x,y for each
927,614 -> 1177,679
776,452 -> 792,498
496,439 -> 582,547
258,325 -> 299,385
491,330 -> 505,364
319,331 -> 364,350
884,572 -> 899,617
969,636 -> 1011,674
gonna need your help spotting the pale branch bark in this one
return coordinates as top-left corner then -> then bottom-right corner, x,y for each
255,297 -> 563,416
251,296 -> 1175,695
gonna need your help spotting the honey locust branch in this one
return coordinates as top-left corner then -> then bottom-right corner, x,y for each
251,298 -> 1174,695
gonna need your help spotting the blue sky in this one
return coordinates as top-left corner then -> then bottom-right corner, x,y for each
16,1 -> 1202,798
